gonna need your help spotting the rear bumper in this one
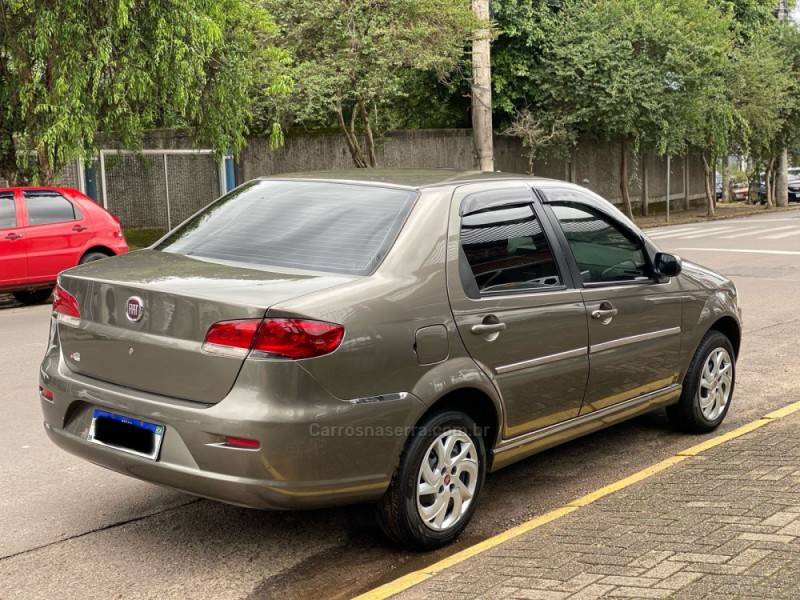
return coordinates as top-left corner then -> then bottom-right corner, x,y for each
39,333 -> 423,510
43,423 -> 385,509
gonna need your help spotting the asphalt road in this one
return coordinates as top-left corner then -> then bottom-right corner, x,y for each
1,209 -> 799,599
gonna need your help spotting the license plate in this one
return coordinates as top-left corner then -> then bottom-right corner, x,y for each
88,409 -> 165,461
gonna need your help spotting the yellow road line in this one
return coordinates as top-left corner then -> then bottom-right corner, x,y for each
354,398 -> 800,600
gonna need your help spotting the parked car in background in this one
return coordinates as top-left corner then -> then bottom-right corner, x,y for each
789,177 -> 800,203
39,170 -> 741,549
715,172 -> 723,200
730,181 -> 750,202
0,187 -> 128,304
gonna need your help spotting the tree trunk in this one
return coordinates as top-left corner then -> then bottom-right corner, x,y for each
36,146 -> 55,185
336,105 -> 368,168
619,140 -> 633,218
359,102 -> 378,168
776,147 -> 789,207
471,0 -> 494,172
711,156 -> 718,211
702,152 -> 715,217
640,150 -> 649,216
683,154 -> 690,212
721,161 -> 729,202
766,157 -> 775,209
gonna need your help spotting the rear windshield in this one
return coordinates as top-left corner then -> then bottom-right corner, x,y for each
156,180 -> 417,275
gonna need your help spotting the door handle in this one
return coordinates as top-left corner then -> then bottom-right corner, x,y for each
4,232 -> 22,240
72,225 -> 88,232
591,302 -> 618,322
471,322 -> 507,335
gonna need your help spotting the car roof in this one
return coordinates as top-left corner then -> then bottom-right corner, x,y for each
0,186 -> 81,195
257,168 -> 554,190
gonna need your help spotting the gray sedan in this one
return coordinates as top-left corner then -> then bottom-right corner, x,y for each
39,170 -> 741,549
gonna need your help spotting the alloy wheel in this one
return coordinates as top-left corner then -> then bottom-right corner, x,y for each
416,429 -> 479,531
697,347 -> 733,421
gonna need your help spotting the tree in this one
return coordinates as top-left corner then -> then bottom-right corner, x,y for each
491,0 -> 732,218
267,0 -> 475,167
503,109 -> 572,174
718,25 -> 795,210
0,0 -> 289,184
541,0 -> 733,217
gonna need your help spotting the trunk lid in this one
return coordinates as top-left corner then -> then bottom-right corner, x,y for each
57,250 -> 354,403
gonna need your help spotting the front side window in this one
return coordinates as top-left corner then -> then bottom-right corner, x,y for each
550,200 -> 650,284
24,191 -> 78,225
460,201 -> 561,295
156,180 -> 417,275
0,193 -> 15,229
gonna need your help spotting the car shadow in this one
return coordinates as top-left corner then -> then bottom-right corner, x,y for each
77,410 -> 685,600
0,293 -> 21,309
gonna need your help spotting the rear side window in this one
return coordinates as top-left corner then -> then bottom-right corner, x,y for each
156,180 -> 417,275
460,202 -> 561,295
0,193 -> 15,229
24,191 -> 78,225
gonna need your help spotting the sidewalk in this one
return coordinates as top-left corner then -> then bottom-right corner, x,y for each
395,411 -> 800,599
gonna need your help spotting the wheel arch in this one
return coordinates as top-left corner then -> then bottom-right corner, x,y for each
708,315 -> 741,358
80,245 -> 116,261
415,386 -> 501,459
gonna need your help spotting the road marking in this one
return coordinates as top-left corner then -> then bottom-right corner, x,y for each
722,225 -> 797,239
761,228 -> 800,240
676,248 -> 800,256
647,229 -> 715,240
673,226 -> 741,239
719,225 -> 772,240
647,227 -> 702,238
354,399 -> 800,600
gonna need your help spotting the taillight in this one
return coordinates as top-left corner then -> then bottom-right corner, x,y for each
254,318 -> 344,359
52,284 -> 80,326
202,318 -> 344,360
111,215 -> 124,238
202,320 -> 260,358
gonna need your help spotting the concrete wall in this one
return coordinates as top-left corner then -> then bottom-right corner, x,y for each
238,128 -> 708,213
3,128 -> 707,228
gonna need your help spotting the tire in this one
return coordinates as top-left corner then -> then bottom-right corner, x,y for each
376,410 -> 487,550
12,288 -> 53,305
667,330 -> 736,433
79,251 -> 109,264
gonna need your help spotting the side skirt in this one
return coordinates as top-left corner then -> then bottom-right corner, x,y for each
490,384 -> 682,472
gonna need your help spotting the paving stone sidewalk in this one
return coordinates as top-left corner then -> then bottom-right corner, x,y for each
398,413 -> 800,599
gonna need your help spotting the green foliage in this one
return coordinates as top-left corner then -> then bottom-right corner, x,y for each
0,0 -> 290,183
726,27 -> 795,161
266,0 -> 476,166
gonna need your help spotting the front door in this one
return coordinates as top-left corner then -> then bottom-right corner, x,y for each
0,191 -> 28,287
447,183 -> 589,439
542,188 -> 683,414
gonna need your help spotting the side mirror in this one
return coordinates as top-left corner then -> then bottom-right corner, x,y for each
655,252 -> 682,278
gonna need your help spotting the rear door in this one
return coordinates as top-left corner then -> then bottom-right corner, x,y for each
541,187 -> 683,415
0,191 -> 28,286
23,190 -> 92,281
447,183 -> 589,439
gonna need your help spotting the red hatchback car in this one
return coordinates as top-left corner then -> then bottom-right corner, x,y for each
0,187 -> 128,304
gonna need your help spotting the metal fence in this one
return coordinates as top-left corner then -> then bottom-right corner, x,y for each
99,149 -> 232,229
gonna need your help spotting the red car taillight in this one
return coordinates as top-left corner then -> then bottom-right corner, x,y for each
202,318 -> 344,360
52,284 -> 80,325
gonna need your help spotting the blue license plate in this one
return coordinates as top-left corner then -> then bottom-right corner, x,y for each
88,409 -> 165,460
